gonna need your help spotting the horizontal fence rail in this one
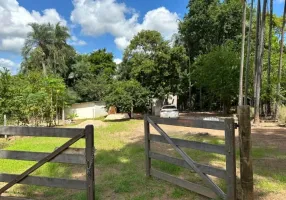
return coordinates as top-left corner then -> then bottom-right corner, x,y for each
145,115 -> 236,200
0,125 -> 95,200
150,169 -> 217,199
149,152 -> 227,179
0,127 -> 84,138
148,116 -> 225,130
0,196 -> 33,200
0,150 -> 86,164
150,134 -> 226,155
0,173 -> 86,190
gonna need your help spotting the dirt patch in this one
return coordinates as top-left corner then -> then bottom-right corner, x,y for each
72,120 -> 107,128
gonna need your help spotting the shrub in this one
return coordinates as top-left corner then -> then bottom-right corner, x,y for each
67,111 -> 78,121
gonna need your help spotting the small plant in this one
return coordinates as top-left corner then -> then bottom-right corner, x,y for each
67,111 -> 78,121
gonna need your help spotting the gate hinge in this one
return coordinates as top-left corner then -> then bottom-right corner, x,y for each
234,123 -> 239,129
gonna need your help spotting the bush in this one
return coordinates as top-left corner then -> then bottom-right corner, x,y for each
104,80 -> 150,113
67,111 -> 78,121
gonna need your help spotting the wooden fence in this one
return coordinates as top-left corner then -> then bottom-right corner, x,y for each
144,115 -> 236,200
0,125 -> 95,200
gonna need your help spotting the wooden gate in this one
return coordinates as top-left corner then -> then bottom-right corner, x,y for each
0,125 -> 95,200
144,115 -> 236,200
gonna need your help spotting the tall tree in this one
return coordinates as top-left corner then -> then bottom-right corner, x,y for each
50,23 -> 75,76
68,49 -> 117,102
275,0 -> 286,120
193,44 -> 240,114
266,0 -> 274,115
239,0 -> 247,106
254,0 -> 268,124
254,0 -> 261,102
179,0 -> 242,62
244,0 -> 254,105
22,23 -> 54,75
119,30 -> 188,99
22,23 -> 72,76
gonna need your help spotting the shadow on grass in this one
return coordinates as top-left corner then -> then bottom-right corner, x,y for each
3,124 -> 286,200
3,133 -> 227,200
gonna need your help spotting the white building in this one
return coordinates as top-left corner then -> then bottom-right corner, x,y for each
65,101 -> 108,119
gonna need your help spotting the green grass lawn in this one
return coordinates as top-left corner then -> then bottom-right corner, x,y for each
0,120 -> 285,200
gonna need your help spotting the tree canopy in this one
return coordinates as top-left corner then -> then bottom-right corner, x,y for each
119,30 -> 188,98
1,0 -> 286,123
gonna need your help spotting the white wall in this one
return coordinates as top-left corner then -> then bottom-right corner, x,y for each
65,102 -> 108,119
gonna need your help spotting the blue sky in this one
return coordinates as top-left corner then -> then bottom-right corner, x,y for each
0,0 -> 284,74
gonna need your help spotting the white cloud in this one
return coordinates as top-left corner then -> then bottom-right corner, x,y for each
0,37 -> 25,53
69,35 -> 87,46
113,58 -> 122,65
140,7 -> 179,39
0,58 -> 19,74
71,0 -> 138,38
71,0 -> 179,50
276,0 -> 284,3
0,0 -> 66,54
114,37 -> 130,51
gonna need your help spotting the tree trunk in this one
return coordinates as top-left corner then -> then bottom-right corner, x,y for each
188,55 -> 192,110
239,0 -> 247,106
56,93 -> 58,125
199,87 -> 202,111
254,0 -> 261,104
254,0 -> 267,125
42,62 -> 47,76
244,0 -> 254,105
275,1 -> 286,120
62,102 -> 65,125
267,0 -> 273,116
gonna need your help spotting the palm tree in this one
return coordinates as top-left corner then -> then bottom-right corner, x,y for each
22,23 -> 71,76
22,23 -> 54,76
54,23 -> 70,47
275,0 -> 286,120
50,23 -> 72,75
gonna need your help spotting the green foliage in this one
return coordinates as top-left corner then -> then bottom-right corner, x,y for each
193,44 -> 240,113
67,111 -> 78,121
0,69 -> 72,126
68,49 -> 116,102
104,80 -> 150,113
179,0 -> 243,61
21,22 -> 76,77
119,30 -> 188,98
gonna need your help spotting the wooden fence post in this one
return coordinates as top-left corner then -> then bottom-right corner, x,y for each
238,106 -> 253,200
85,125 -> 95,200
225,118 -> 236,200
144,115 -> 151,177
